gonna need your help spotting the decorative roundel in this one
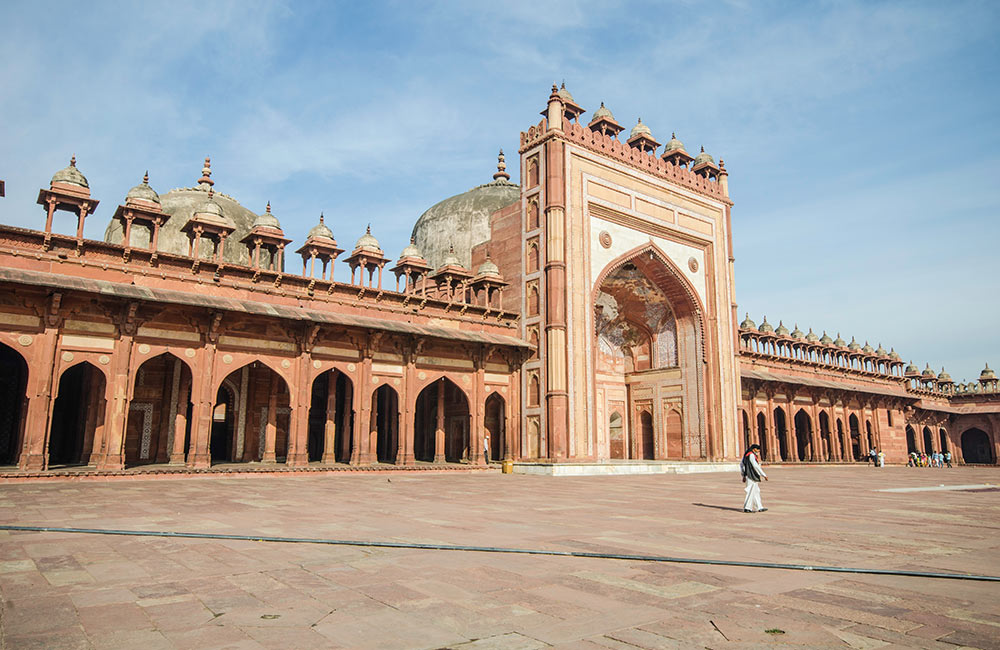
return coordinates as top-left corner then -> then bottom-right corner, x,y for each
688,256 -> 699,272
393,378 -> 401,386
61,351 -> 74,362
184,348 -> 196,358
137,343 -> 151,354
222,354 -> 233,364
501,386 -> 508,394
98,355 -> 110,365
418,371 -> 427,381
371,376 -> 379,384
17,334 -> 32,347
281,359 -> 291,369
313,360 -> 322,369
599,231 -> 613,249
347,363 -> 356,372
462,375 -> 471,386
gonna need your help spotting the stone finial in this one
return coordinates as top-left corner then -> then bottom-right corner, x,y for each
143,170 -> 149,184
266,201 -> 271,214
319,212 -> 325,224
198,157 -> 214,187
70,155 -> 76,167
493,149 -> 510,181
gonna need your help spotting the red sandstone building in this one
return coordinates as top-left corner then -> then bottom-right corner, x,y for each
0,86 -> 997,476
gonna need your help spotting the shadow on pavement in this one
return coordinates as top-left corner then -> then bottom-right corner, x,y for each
692,502 -> 745,512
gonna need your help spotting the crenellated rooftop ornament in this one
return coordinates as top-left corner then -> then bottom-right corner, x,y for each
775,320 -> 790,337
739,312 -> 757,331
847,336 -> 862,352
834,332 -> 846,347
759,315 -> 775,334
297,213 -> 344,282
588,102 -> 624,138
861,341 -> 874,355
905,360 -> 920,376
790,324 -> 804,340
888,347 -> 901,361
981,362 -> 997,381
344,224 -> 389,289
626,118 -> 660,155
661,133 -> 694,168
921,363 -> 937,379
875,343 -> 887,357
805,328 -> 819,343
692,146 -> 721,180
820,330 -> 834,345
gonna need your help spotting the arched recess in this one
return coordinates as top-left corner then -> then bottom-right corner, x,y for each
741,410 -> 751,452
756,412 -> 768,461
906,425 -> 917,454
939,428 -> 949,453
484,392 -> 505,462
413,378 -> 469,463
609,411 -> 624,459
592,243 -> 706,459
212,362 -> 291,464
794,409 -> 811,461
819,411 -> 832,461
48,362 -> 107,467
665,408 -> 683,458
0,343 -> 29,466
124,353 -> 193,468
961,428 -> 994,464
849,414 -> 861,460
773,407 -> 788,461
638,410 -> 654,460
836,418 -> 845,459
866,420 -> 875,453
923,426 -> 934,453
372,384 -> 400,464
307,369 -> 354,463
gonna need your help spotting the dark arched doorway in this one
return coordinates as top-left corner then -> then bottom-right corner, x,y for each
212,362 -> 291,464
484,392 -> 505,462
923,426 -> 934,453
373,385 -> 399,464
307,370 -> 354,463
756,412 -> 768,461
0,344 -> 28,466
961,428 -> 994,464
639,411 -> 654,460
48,362 -> 106,467
906,425 -> 917,454
849,414 -> 861,460
836,419 -> 846,460
741,410 -> 751,452
124,353 -> 192,468
774,407 -> 788,461
413,378 -> 470,463
939,428 -> 949,453
794,409 -> 811,461
866,421 -> 875,453
819,411 -> 832,460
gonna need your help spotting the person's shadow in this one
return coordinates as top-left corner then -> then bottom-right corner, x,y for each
692,503 -> 745,512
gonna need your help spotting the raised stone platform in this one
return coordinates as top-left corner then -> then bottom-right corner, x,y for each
512,459 -> 740,476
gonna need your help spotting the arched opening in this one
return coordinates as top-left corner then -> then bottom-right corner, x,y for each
774,407 -> 788,461
849,414 -> 861,460
48,362 -> 106,467
665,408 -> 683,458
527,242 -> 539,274
484,392 -> 505,462
527,199 -> 540,230
756,412 -> 768,461
413,378 -> 469,463
638,410 -> 654,460
527,284 -> 539,316
939,428 -> 948,453
819,411 -> 832,461
307,370 -> 354,463
794,409 -> 811,461
741,410 -> 751,452
609,411 -> 624,459
372,385 -> 399,464
836,418 -> 846,460
124,353 -> 193,468
0,344 -> 28,466
528,372 -> 540,407
866,420 -> 875,453
961,428 -> 994,465
906,425 -> 917,454
212,362 -> 291,464
923,426 -> 934,453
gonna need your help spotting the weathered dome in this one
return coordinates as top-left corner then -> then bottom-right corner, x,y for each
307,214 -> 335,241
399,237 -> 424,260
125,173 -> 160,205
875,343 -> 887,356
834,333 -> 846,347
805,328 -> 819,343
848,337 -> 862,352
759,316 -> 774,334
862,341 -> 875,355
411,161 -> 520,270
253,202 -> 282,229
557,82 -> 576,104
476,257 -> 501,277
775,321 -> 790,337
790,324 -> 804,339
889,348 -> 901,361
590,102 -> 614,122
630,118 -> 653,140
820,331 -> 834,345
439,245 -> 462,269
739,313 -> 757,330
192,193 -> 235,228
981,363 -> 996,380
51,156 -> 89,189
905,361 -> 919,375
354,226 -> 382,253
103,160 -> 260,266
921,364 -> 936,379
693,147 -> 715,167
663,133 -> 686,153
938,368 -> 953,383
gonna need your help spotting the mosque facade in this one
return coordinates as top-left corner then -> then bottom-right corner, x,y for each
0,86 -> 997,475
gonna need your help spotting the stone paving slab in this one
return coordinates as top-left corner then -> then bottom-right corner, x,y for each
0,465 -> 998,649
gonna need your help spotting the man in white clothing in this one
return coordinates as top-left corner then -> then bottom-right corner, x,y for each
741,444 -> 768,513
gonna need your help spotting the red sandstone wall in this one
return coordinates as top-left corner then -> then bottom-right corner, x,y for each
471,201 -> 523,314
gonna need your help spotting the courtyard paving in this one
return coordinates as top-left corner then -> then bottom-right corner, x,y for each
0,464 -> 998,649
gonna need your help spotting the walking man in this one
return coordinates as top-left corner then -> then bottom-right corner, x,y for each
483,432 -> 491,465
741,444 -> 768,513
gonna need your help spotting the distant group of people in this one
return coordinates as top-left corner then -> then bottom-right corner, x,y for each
866,449 -> 886,467
908,450 -> 952,467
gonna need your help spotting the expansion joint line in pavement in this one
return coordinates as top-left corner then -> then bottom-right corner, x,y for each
1,524 -> 998,583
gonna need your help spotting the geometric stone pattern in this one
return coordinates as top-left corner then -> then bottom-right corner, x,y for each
1,465 -> 998,649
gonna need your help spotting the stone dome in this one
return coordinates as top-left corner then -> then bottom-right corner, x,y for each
775,321 -> 790,337
805,328 -> 819,343
439,245 -> 462,269
875,343 -> 887,356
981,363 -> 996,380
253,203 -> 282,230
590,102 -> 614,122
921,364 -> 936,379
476,257 -> 501,277
889,348 -> 901,361
557,82 -> 576,104
834,333 -> 846,347
663,133 -> 686,153
307,214 -> 335,241
399,238 -> 424,260
905,361 -> 919,375
693,147 -> 715,167
192,193 -> 236,229
354,226 -> 382,253
862,341 -> 875,354
820,331 -> 833,345
790,324 -> 804,339
51,156 -> 89,188
125,173 -> 160,205
759,316 -> 774,334
630,118 -> 653,140
848,337 -> 862,352
411,162 -> 520,270
103,160 -> 260,266
938,368 -> 953,383
739,313 -> 757,330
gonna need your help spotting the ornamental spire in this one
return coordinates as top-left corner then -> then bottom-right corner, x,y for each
493,149 -> 510,181
198,156 -> 214,187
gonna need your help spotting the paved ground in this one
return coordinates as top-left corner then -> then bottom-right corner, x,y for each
1,465 -> 998,649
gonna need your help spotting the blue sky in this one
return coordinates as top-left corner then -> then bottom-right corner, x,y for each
1,1 -> 997,383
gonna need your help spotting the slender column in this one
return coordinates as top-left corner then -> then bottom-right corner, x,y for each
123,216 -> 134,249
21,327 -> 59,470
263,373 -> 278,463
169,369 -> 189,465
349,371 -> 362,464
543,135 -> 569,460
357,354 -> 374,463
809,402 -> 821,462
75,206 -> 87,240
471,356 -> 485,465
286,352 -> 311,467
44,198 -> 56,233
187,341 -> 216,469
399,351 -> 417,465
434,378 -> 446,463
82,374 -> 101,465
322,372 -> 337,464
98,329 -> 134,470
765,397 -> 778,463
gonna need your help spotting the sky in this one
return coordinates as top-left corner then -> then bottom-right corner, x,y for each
1,0 -> 997,383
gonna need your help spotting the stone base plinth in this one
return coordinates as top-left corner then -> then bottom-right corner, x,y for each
511,460 -> 740,476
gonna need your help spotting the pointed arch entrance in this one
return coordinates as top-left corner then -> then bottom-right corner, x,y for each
961,428 -> 994,465
373,384 -> 399,464
906,425 -> 917,454
819,411 -> 832,461
124,353 -> 193,468
484,392 -> 505,462
638,410 -> 654,460
48,362 -> 106,467
212,362 -> 291,464
307,369 -> 354,463
923,426 -> 934,453
0,344 -> 28,466
774,407 -> 788,461
756,412 -> 768,461
413,378 -> 469,463
794,409 -> 812,461
849,414 -> 861,460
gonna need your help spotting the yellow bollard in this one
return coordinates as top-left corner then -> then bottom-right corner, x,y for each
501,459 -> 514,474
